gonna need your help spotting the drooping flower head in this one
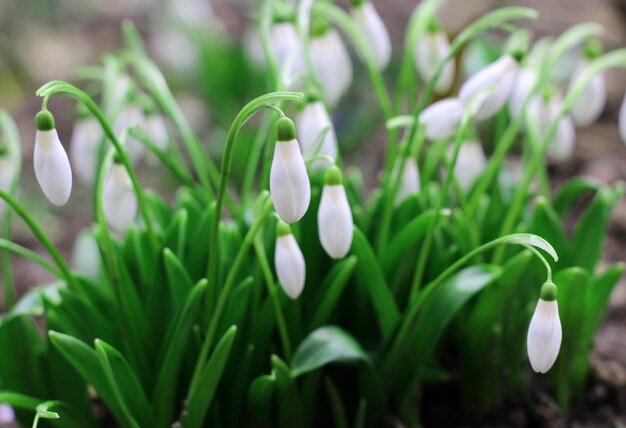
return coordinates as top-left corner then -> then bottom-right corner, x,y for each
70,105 -> 102,185
296,92 -> 338,169
414,19 -> 455,95
394,157 -> 420,206
270,5 -> 307,88
103,156 -> 137,233
419,98 -> 465,140
569,40 -> 606,128
350,0 -> 391,71
527,281 -> 562,374
270,116 -> 311,224
450,140 -> 487,192
318,165 -> 353,259
34,110 -> 73,206
274,220 -> 306,299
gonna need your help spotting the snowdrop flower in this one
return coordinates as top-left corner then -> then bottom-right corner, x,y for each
34,110 -> 72,206
270,117 -> 311,223
419,98 -> 465,140
459,54 -> 518,120
527,281 -> 562,374
103,161 -> 137,233
0,149 -> 13,214
350,0 -> 391,70
450,141 -> 487,192
274,220 -> 306,299
72,229 -> 101,281
318,166 -> 353,259
310,23 -> 353,106
270,14 -> 307,88
569,60 -> 606,128
414,20 -> 455,95
70,116 -> 102,184
528,92 -> 576,162
508,67 -> 537,118
619,90 -> 626,145
114,105 -> 146,163
0,404 -> 14,423
296,97 -> 338,169
394,157 -> 420,206
144,113 -> 169,150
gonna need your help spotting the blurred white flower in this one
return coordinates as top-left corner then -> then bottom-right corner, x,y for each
528,93 -> 576,162
70,117 -> 102,185
569,60 -> 606,128
450,141 -> 487,192
310,28 -> 353,106
619,90 -> 626,145
414,26 -> 455,95
270,22 -> 307,88
527,283 -> 561,374
270,117 -> 311,223
34,111 -> 72,206
275,221 -> 306,299
459,54 -> 517,120
318,166 -> 353,259
114,105 -> 146,164
419,98 -> 465,140
296,100 -> 338,169
144,113 -> 169,150
104,163 -> 137,233
72,229 -> 101,281
351,1 -> 391,70
0,154 -> 14,214
394,157 -> 420,206
0,404 -> 14,423
508,68 -> 537,118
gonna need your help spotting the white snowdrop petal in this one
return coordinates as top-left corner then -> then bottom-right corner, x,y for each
527,299 -> 562,373
270,22 -> 307,88
394,158 -> 421,206
547,115 -> 576,162
570,61 -> 606,127
620,91 -> 626,145
351,2 -> 391,70
0,156 -> 14,214
145,114 -> 169,150
72,229 -> 101,281
414,31 -> 455,95
114,106 -> 146,164
104,164 -> 138,233
419,98 -> 465,140
311,29 -> 353,106
275,234 -> 306,299
34,129 -> 73,206
70,117 -> 102,184
296,101 -> 338,168
270,139 -> 311,223
508,68 -> 537,118
318,184 -> 353,259
459,55 -> 517,120
0,404 -> 15,423
451,141 -> 487,191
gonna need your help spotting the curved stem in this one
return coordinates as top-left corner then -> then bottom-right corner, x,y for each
0,238 -> 61,277
525,245 -> 552,283
205,92 -> 303,309
36,81 -> 160,254
0,190 -> 78,292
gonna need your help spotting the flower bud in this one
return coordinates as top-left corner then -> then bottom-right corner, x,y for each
270,20 -> 307,88
310,26 -> 353,106
296,99 -> 338,169
414,22 -> 455,95
274,221 -> 306,299
145,113 -> 169,150
394,157 -> 420,206
508,68 -> 537,118
527,282 -> 561,374
70,117 -> 102,184
450,140 -> 486,191
270,117 -> 311,223
114,105 -> 146,164
528,92 -> 576,162
318,166 -> 353,259
419,98 -> 465,140
350,0 -> 391,71
103,162 -> 137,233
569,60 -> 606,128
34,110 -> 73,206
459,54 -> 517,120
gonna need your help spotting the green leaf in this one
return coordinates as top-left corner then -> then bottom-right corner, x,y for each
272,355 -> 305,428
180,326 -> 237,428
3,281 -> 63,320
500,233 -> 558,262
163,248 -> 195,312
94,340 -> 157,428
310,256 -> 357,330
247,374 -> 274,427
552,177 -> 602,216
351,227 -> 400,340
325,377 -> 349,428
292,326 -> 371,377
152,279 -> 207,424
164,209 -> 188,259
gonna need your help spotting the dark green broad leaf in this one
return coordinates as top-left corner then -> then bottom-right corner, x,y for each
272,355 -> 305,428
292,326 -> 372,378
180,326 -> 237,428
351,227 -> 400,340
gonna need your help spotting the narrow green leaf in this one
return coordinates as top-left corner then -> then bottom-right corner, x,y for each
163,248 -> 195,311
552,177 -> 602,216
292,326 -> 371,377
325,377 -> 349,428
310,256 -> 357,330
272,355 -> 305,428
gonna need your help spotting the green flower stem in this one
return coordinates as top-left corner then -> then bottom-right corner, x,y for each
525,245 -> 552,283
35,81 -> 160,255
393,0 -> 442,114
204,92 -> 303,309
123,27 -> 216,198
259,0 -> 280,91
187,194 -> 274,403
298,0 -> 329,107
254,233 -> 293,361
0,238 -> 61,277
0,190 -> 79,292
493,48 -> 626,263
465,23 -> 602,217
0,111 -> 21,309
313,1 -> 396,169
382,233 -> 557,381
